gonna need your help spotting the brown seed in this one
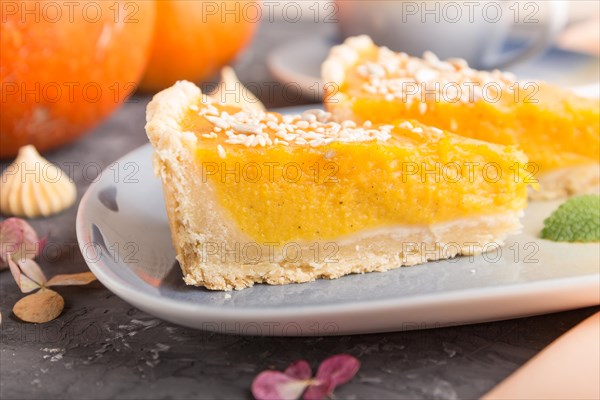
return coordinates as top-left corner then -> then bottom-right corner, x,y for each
13,289 -> 64,323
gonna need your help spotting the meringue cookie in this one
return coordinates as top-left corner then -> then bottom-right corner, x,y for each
0,145 -> 76,218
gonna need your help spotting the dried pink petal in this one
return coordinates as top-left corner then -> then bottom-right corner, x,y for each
8,257 -> 22,285
302,379 -> 333,400
303,355 -> 360,400
46,272 -> 96,287
7,258 -> 40,293
252,370 -> 310,400
13,288 -> 64,323
285,360 -> 312,380
18,275 -> 40,293
252,355 -> 360,400
315,354 -> 360,386
0,218 -> 23,262
17,258 -> 47,285
0,218 -> 45,269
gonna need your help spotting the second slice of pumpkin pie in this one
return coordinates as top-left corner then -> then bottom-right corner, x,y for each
322,35 -> 600,200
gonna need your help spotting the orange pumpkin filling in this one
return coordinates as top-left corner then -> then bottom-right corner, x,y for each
180,101 -> 529,243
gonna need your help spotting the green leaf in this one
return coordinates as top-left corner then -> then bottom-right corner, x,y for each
541,195 -> 600,242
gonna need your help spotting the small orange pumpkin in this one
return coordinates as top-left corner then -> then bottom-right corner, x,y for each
0,1 -> 156,157
138,0 -> 260,92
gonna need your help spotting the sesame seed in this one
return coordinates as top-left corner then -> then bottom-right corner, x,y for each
399,121 -> 414,130
205,104 -> 219,115
366,62 -> 386,78
205,115 -> 230,129
356,64 -> 368,77
217,144 -> 226,159
244,135 -> 255,147
415,69 -> 437,83
324,150 -> 336,159
363,84 -> 377,94
423,51 -> 440,64
258,135 -> 266,147
296,120 -> 310,129
450,119 -> 458,131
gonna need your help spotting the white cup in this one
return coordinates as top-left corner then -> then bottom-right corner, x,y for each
337,0 -> 569,69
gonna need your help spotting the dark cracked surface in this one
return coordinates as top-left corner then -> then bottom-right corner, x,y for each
1,19 -> 599,400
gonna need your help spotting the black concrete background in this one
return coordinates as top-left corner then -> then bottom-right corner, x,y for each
1,19 -> 599,400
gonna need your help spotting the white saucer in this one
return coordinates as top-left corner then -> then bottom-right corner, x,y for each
268,36 -> 600,99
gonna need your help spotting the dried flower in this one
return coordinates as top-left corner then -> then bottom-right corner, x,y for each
1,217 -> 96,323
252,354 -> 360,400
0,218 -> 45,270
8,257 -> 96,323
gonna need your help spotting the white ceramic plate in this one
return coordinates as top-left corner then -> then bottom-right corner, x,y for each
268,36 -> 600,99
76,106 -> 600,336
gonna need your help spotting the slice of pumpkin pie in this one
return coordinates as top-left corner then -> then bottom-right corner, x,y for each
322,35 -> 600,200
146,80 -> 529,291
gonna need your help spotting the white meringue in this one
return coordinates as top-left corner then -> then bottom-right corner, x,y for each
1,145 -> 76,218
